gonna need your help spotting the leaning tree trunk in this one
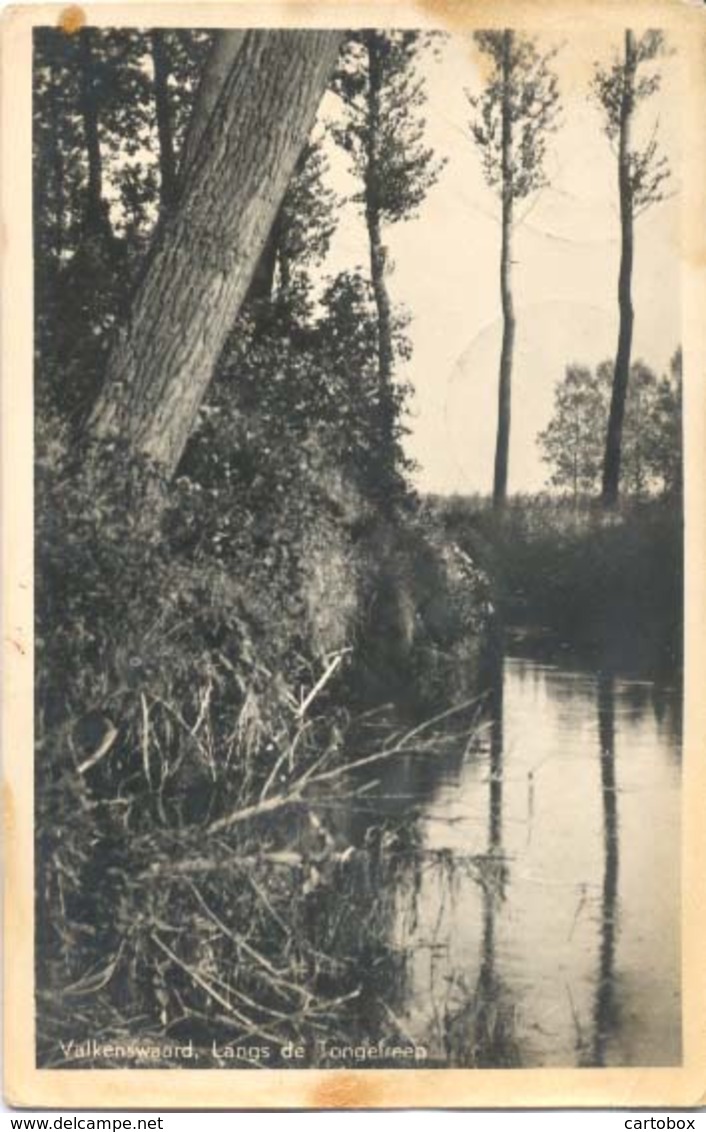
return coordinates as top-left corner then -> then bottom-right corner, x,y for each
177,30 -> 246,182
181,29 -> 282,313
151,31 -> 177,213
87,29 -> 342,479
601,30 -> 636,509
364,32 -> 396,452
493,30 -> 516,510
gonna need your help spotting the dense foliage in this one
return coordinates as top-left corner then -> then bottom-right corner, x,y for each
332,31 -> 445,224
538,353 -> 682,500
591,30 -> 671,213
468,31 -> 561,202
331,31 -> 445,457
434,493 -> 682,675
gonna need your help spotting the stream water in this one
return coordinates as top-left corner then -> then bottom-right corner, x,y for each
331,646 -> 682,1068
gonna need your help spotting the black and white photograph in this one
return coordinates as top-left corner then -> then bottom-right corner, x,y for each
3,0 -> 706,1110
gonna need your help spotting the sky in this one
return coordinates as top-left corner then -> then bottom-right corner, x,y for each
316,31 -> 681,496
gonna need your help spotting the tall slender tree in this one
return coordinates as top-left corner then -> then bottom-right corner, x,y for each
468,31 -> 560,508
593,30 -> 670,508
76,28 -> 107,237
150,30 -> 177,213
34,30 -> 84,269
333,32 -> 443,450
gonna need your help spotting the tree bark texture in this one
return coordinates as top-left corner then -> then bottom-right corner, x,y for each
182,31 -> 288,313
493,30 -> 516,509
177,30 -> 246,182
601,30 -> 636,509
364,32 -> 396,450
87,30 -> 342,478
151,31 -> 177,214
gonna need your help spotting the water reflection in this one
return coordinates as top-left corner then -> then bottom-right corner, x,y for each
316,649 -> 681,1068
591,672 -> 619,1067
473,660 -> 518,1066
488,663 -> 504,855
312,642 -> 683,1064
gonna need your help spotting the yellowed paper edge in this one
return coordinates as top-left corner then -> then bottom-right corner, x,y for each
2,0 -> 706,1109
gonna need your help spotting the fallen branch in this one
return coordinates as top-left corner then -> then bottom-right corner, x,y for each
295,649 -> 350,719
151,932 -> 281,1041
76,722 -> 118,776
206,692 -> 485,836
138,845 -> 358,881
186,881 -> 308,997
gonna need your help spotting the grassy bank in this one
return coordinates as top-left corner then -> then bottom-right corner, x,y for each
34,408 -> 492,1068
430,493 -> 683,676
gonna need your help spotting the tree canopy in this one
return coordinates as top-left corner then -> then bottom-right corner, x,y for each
592,30 -> 671,214
332,30 -> 444,224
468,30 -> 561,203
538,352 -> 682,500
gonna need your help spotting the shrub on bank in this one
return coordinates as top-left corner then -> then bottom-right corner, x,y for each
35,389 -> 492,1065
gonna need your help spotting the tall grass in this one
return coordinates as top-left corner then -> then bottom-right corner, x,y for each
34,416 -> 493,1068
430,492 -> 683,675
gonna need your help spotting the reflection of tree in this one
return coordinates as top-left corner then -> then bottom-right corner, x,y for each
590,671 -> 620,1066
473,662 -> 512,1064
443,650 -> 518,1067
488,666 -> 504,855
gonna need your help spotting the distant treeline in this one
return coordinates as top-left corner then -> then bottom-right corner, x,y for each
538,353 -> 681,503
432,493 -> 682,675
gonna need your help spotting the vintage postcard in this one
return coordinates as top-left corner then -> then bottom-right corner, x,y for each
2,0 -> 706,1110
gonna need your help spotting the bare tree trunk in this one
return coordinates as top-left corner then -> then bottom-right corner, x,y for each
182,30 -> 282,315
178,30 -> 246,182
151,31 -> 177,214
367,208 -> 394,392
601,30 -> 636,509
87,30 -> 342,479
364,32 -> 395,451
77,28 -> 105,236
493,30 -> 516,510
